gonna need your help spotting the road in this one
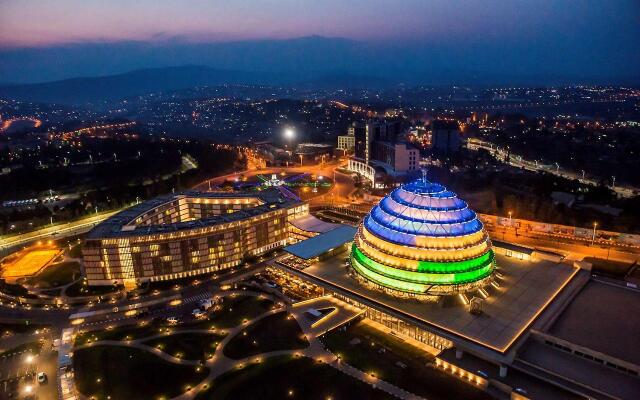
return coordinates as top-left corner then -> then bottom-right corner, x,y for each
466,138 -> 638,198
0,210 -> 119,255
193,159 -> 358,206
486,226 -> 640,263
1,158 -> 354,256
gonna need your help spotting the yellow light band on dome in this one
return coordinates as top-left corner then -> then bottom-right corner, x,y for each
361,225 -> 487,253
355,232 -> 490,265
355,235 -> 493,272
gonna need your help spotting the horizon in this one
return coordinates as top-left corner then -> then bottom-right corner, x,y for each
0,0 -> 639,85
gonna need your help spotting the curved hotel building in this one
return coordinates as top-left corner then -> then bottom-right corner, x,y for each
82,189 -> 307,287
350,177 -> 495,298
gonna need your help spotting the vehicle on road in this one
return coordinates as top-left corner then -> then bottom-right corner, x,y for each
166,316 -> 180,324
198,299 -> 213,310
192,309 -> 206,319
37,372 -> 47,384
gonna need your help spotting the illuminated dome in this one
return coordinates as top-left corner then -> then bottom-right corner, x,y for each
350,176 -> 495,298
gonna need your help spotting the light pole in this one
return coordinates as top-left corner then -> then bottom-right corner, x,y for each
508,211 -> 512,226
612,176 -> 616,189
299,154 -> 303,167
581,170 -> 585,181
592,222 -> 598,244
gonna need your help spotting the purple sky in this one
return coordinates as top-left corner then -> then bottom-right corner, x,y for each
1,0 -> 637,47
0,0 -> 638,84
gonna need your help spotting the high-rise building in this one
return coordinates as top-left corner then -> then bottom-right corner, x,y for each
352,123 -> 368,161
372,141 -> 419,173
337,133 -> 355,151
431,120 -> 461,154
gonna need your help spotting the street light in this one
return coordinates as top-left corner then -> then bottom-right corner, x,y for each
284,127 -> 295,140
508,211 -> 513,225
592,222 -> 598,244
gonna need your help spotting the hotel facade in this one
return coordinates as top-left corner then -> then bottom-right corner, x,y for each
82,189 -> 307,287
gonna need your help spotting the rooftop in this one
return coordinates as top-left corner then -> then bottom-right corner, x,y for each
548,280 -> 640,365
279,253 -> 579,357
86,188 -> 300,239
289,214 -> 342,234
283,225 -> 358,259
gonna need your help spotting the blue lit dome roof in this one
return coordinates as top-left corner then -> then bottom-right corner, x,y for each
350,176 -> 495,297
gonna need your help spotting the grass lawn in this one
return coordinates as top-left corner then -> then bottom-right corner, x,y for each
195,355 -> 393,400
143,332 -> 226,360
583,257 -> 633,278
75,321 -> 174,345
224,311 -> 308,359
74,345 -> 209,400
321,322 -> 493,400
26,261 -> 81,288
207,294 -> 275,329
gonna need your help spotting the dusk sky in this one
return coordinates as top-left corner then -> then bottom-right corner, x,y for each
0,0 -> 639,84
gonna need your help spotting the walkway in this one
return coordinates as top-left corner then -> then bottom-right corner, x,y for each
71,291 -> 427,400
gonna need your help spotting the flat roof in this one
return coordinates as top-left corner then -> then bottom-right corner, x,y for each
289,214 -> 342,233
279,253 -> 579,356
86,189 -> 300,239
283,225 -> 357,259
549,280 -> 640,365
518,340 -> 640,399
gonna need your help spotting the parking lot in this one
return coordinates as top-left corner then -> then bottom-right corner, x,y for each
0,334 -> 58,400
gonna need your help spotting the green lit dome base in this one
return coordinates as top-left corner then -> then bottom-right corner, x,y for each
350,177 -> 495,298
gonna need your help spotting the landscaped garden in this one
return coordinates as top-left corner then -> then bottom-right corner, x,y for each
320,322 -> 493,400
74,345 -> 209,399
207,294 -> 275,328
26,261 -> 81,288
223,311 -> 309,359
143,332 -> 226,360
194,355 -> 394,400
75,321 -> 176,345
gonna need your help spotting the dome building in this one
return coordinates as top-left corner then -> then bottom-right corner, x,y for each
350,175 -> 495,299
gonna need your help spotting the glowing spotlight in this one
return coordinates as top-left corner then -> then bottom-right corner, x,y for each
284,128 -> 295,140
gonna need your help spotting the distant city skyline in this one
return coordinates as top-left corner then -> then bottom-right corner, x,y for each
0,0 -> 639,84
